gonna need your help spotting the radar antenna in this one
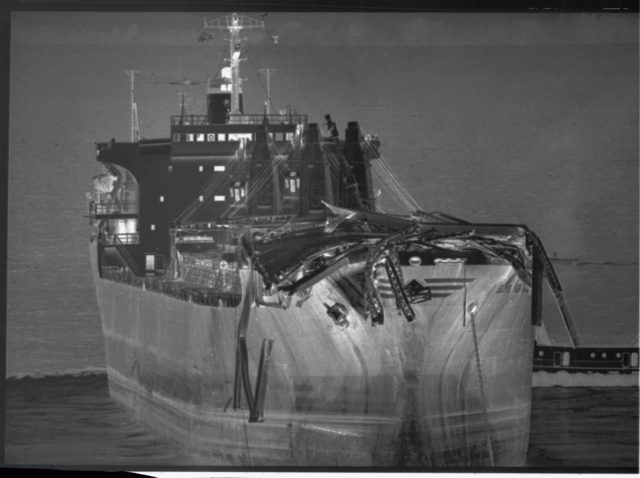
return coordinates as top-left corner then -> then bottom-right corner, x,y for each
155,77 -> 201,119
201,12 -> 265,115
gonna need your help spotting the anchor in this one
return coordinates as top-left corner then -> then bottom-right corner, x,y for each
324,301 -> 349,328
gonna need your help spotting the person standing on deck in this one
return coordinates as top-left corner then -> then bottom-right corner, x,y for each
324,114 -> 339,141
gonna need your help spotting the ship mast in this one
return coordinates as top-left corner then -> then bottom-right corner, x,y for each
258,68 -> 276,115
202,13 -> 265,116
124,69 -> 141,142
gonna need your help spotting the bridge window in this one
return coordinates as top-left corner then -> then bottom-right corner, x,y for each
113,218 -> 136,234
172,133 -> 181,142
282,171 -> 300,214
284,171 -> 300,195
105,218 -> 139,245
218,133 -> 226,142
229,181 -> 247,202
207,133 -> 216,142
228,133 -> 253,141
145,254 -> 155,271
196,133 -> 205,142
186,133 -> 194,142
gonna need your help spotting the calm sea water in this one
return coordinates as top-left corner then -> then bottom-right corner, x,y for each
6,14 -> 638,469
4,372 -> 637,469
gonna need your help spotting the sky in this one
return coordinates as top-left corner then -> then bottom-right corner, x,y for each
11,10 -> 637,47
6,9 -> 639,363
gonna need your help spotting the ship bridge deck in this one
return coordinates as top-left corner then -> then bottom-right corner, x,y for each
170,113 -> 307,127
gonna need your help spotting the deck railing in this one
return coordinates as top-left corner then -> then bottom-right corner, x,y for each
100,266 -> 241,307
100,233 -> 139,245
91,201 -> 139,216
171,114 -> 307,127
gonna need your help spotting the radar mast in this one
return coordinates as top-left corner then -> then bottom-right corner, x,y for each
202,13 -> 265,116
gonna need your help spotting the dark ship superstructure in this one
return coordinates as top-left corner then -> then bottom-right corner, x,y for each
91,13 -> 382,303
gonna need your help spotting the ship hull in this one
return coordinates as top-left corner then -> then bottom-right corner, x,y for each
90,239 -> 533,466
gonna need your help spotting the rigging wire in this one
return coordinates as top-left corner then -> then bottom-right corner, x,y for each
176,161 -> 237,224
177,130 -> 280,223
177,119 -> 420,223
244,49 -> 273,108
372,151 -> 420,212
370,160 -> 413,214
222,139 -> 288,219
357,131 -> 422,213
320,142 -> 366,209
228,144 -> 282,217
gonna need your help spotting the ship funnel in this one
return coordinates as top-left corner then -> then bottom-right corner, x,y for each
256,124 -> 268,143
307,123 -> 320,143
346,121 -> 362,142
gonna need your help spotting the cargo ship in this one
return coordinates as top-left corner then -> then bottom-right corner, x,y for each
87,13 -> 574,466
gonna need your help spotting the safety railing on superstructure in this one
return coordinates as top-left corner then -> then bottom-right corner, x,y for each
100,233 -> 139,245
100,266 -> 242,307
91,201 -> 139,216
170,114 -> 307,127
